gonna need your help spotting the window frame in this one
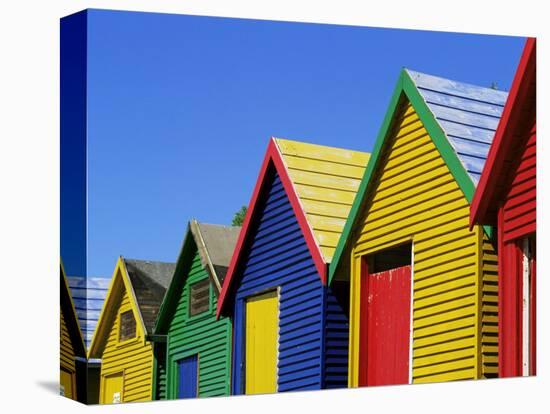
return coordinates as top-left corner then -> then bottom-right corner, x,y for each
188,278 -> 211,318
117,308 -> 137,344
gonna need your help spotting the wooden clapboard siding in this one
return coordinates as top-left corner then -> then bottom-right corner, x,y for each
165,250 -> 232,399
60,308 -> 76,372
154,344 -> 167,400
100,285 -> 154,403
481,235 -> 499,378
502,123 -> 536,242
233,171 -> 326,393
276,139 -> 369,262
219,139 -> 364,394
350,101 -> 486,384
323,283 -> 349,389
233,170 -> 348,394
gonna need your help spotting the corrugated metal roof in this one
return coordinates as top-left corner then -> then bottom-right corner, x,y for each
68,276 -> 110,346
274,138 -> 370,262
407,69 -> 508,185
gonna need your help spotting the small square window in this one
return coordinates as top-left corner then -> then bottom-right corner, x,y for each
119,310 -> 136,342
189,279 -> 210,316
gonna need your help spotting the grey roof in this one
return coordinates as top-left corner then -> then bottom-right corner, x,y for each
68,276 -> 110,346
407,69 -> 509,185
123,259 -> 176,334
190,220 -> 241,289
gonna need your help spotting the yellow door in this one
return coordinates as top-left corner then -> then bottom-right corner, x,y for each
60,369 -> 75,399
245,290 -> 279,395
102,372 -> 123,404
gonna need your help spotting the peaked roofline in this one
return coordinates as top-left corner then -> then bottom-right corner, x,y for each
154,219 -> 235,334
88,256 -> 147,358
216,138 -> 327,318
60,260 -> 87,357
154,222 -> 194,335
470,37 -> 536,228
190,219 -> 223,292
329,68 -> 491,283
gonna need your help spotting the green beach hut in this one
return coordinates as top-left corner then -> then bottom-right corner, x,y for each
153,220 -> 240,399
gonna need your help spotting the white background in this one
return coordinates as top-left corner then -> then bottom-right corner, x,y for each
0,1 -> 547,413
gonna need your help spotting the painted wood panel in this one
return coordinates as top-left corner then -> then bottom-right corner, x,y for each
245,291 -> 279,395
163,250 -> 232,399
60,309 -> 76,373
177,355 -> 198,398
481,235 -> 499,378
102,372 -> 123,404
502,123 -> 536,242
99,284 -> 154,403
231,170 -> 349,393
323,282 -> 349,389
153,344 -> 167,400
362,266 -> 411,386
232,171 -> 325,393
349,101 -> 488,385
60,368 -> 76,399
275,139 -> 369,262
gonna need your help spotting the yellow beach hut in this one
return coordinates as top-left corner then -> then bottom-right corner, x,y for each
88,257 -> 175,404
329,69 -> 508,387
60,262 -> 87,401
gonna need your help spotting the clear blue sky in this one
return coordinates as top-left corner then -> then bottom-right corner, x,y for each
81,9 -> 524,278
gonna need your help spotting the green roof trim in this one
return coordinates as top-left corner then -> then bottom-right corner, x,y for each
328,69 -> 492,284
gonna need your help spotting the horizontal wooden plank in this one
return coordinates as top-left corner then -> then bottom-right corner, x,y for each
276,138 -> 370,167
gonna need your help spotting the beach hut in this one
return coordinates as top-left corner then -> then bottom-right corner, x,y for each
88,257 -> 175,404
68,276 -> 110,404
217,138 -> 369,395
60,262 -> 87,401
329,69 -> 508,386
153,220 -> 240,399
470,38 -> 536,377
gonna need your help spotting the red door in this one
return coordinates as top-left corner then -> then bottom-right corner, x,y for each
359,264 -> 411,386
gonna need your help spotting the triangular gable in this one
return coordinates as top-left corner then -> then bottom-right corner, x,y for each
329,68 -> 507,283
216,138 -> 369,318
470,38 -> 536,227
274,139 -> 370,262
60,261 -> 86,358
88,256 -> 147,358
154,220 -> 240,334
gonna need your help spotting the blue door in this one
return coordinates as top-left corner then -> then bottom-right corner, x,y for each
177,355 -> 198,398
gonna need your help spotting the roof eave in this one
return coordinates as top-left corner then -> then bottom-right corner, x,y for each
470,37 -> 536,229
329,67 -> 494,283
216,138 -> 328,319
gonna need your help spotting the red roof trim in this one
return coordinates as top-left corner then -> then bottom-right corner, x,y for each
470,38 -> 536,228
216,138 -> 327,318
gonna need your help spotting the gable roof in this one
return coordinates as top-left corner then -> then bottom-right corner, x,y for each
88,256 -> 175,358
60,261 -> 87,358
329,68 -> 508,283
124,259 -> 175,334
408,69 -> 508,185
216,137 -> 369,317
155,220 -> 241,334
67,276 -> 109,347
191,220 -> 242,289
470,38 -> 536,227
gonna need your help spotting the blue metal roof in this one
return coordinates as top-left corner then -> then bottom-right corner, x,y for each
68,276 -> 110,346
406,69 -> 508,185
